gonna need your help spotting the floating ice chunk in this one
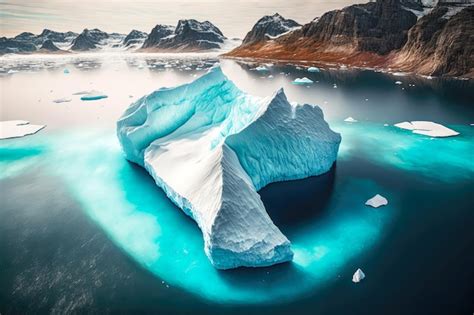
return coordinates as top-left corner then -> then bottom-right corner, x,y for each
53,97 -> 72,103
395,81 -> 403,85
394,121 -> 459,137
352,268 -> 365,283
63,68 -> 70,74
80,93 -> 108,101
365,194 -> 388,208
255,65 -> 269,71
344,117 -> 358,123
268,75 -> 274,79
7,69 -> 19,74
117,67 -> 341,269
292,77 -> 313,85
0,120 -> 45,140
307,67 -> 320,72
333,84 -> 338,89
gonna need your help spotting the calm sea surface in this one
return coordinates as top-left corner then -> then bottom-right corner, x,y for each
1,53 -> 473,314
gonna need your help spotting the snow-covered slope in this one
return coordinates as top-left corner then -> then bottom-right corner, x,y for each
117,67 -> 341,269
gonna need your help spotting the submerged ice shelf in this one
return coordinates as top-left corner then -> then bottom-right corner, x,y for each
117,66 -> 341,269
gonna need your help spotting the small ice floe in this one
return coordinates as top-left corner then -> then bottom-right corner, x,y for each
365,194 -> 388,208
394,121 -> 459,137
395,81 -> 403,85
53,97 -> 72,103
63,68 -> 70,74
384,123 -> 389,126
296,66 -> 303,70
292,77 -> 313,85
307,66 -> 320,73
77,90 -> 108,101
344,117 -> 358,123
255,65 -> 269,72
0,120 -> 46,140
7,69 -> 19,74
352,268 -> 365,283
333,84 -> 338,89
268,75 -> 274,79
340,65 -> 348,70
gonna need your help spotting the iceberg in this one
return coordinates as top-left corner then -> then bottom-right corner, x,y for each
80,92 -> 108,101
352,268 -> 365,283
255,65 -> 269,71
344,117 -> 358,123
394,121 -> 459,137
292,77 -> 313,85
307,67 -> 320,72
365,194 -> 388,208
117,67 -> 341,269
53,97 -> 72,103
0,120 -> 45,139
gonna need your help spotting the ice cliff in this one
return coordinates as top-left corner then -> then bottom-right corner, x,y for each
117,67 -> 341,269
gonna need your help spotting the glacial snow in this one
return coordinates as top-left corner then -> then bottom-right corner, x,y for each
117,66 -> 341,269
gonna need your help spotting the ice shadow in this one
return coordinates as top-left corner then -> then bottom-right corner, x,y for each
259,164 -> 337,233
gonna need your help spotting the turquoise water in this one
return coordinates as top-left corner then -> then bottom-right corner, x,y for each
1,56 -> 473,313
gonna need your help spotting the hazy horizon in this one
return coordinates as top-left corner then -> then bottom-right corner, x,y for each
1,0 -> 359,38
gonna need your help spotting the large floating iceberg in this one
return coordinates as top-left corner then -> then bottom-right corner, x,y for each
117,67 -> 341,269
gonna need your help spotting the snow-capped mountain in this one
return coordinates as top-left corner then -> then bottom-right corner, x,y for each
141,19 -> 226,51
122,30 -> 148,48
241,13 -> 300,45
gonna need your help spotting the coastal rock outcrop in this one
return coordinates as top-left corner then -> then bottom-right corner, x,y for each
225,0 -> 474,78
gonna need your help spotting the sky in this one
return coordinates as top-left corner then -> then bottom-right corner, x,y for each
0,0 -> 359,38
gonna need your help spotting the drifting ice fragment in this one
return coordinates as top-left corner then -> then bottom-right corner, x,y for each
255,66 -> 269,71
395,81 -> 403,85
365,194 -> 388,208
81,93 -> 108,101
394,121 -> 459,137
344,117 -> 358,123
63,68 -> 70,74
292,77 -> 313,85
53,97 -> 72,103
0,120 -> 45,139
117,66 -> 341,269
352,268 -> 365,283
307,67 -> 320,72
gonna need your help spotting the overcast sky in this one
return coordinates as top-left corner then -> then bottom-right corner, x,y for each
0,0 -> 360,38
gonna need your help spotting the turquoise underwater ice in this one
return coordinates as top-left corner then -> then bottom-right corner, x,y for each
1,119 -> 472,302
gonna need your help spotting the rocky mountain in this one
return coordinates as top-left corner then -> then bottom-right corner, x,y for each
0,37 -> 37,54
40,39 -> 60,51
123,30 -> 148,47
241,13 -> 300,46
225,0 -> 474,78
391,5 -> 474,77
141,19 -> 226,51
70,28 -> 110,51
141,25 -> 175,48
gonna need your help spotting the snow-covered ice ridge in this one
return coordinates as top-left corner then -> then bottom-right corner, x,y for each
117,66 -> 341,269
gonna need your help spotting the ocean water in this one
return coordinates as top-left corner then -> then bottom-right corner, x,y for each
0,54 -> 473,314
